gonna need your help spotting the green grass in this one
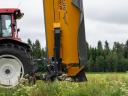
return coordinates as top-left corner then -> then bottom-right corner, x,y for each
0,73 -> 128,96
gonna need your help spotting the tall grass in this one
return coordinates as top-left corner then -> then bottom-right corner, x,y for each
0,73 -> 128,96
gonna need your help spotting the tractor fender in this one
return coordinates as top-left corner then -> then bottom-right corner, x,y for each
0,39 -> 31,52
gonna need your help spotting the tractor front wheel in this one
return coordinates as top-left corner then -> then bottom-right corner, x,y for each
0,44 -> 33,88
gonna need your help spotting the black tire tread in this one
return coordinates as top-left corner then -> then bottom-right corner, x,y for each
0,43 -> 33,74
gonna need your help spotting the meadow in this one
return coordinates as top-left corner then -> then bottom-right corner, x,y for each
0,73 -> 128,96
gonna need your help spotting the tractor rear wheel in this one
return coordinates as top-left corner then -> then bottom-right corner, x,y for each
0,44 -> 33,88
72,69 -> 87,82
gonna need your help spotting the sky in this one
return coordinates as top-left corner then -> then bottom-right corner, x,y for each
0,0 -> 128,48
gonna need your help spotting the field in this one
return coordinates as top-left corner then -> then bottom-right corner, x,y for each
0,73 -> 128,96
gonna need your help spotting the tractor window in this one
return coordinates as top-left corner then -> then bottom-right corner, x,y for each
0,15 -> 12,37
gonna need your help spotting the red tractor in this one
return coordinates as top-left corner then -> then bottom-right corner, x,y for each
0,8 -> 33,87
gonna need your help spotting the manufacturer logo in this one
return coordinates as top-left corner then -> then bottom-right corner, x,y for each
58,0 -> 67,11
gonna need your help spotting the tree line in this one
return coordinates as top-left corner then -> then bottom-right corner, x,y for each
27,39 -> 47,72
27,39 -> 128,72
87,40 -> 128,72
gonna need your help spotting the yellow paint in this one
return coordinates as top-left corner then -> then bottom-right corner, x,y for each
53,23 -> 61,28
43,0 -> 83,76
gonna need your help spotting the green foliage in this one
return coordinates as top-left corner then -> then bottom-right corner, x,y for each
33,40 -> 42,58
88,40 -> 128,72
27,39 -> 128,72
0,73 -> 128,96
27,39 -> 47,72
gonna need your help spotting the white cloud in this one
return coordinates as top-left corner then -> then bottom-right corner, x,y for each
84,0 -> 128,48
86,19 -> 128,48
0,0 -> 128,48
84,0 -> 128,24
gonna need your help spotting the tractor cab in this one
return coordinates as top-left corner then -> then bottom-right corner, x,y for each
0,8 -> 32,88
0,8 -> 23,40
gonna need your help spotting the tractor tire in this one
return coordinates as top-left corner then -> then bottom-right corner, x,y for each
0,44 -> 33,88
72,69 -> 87,82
